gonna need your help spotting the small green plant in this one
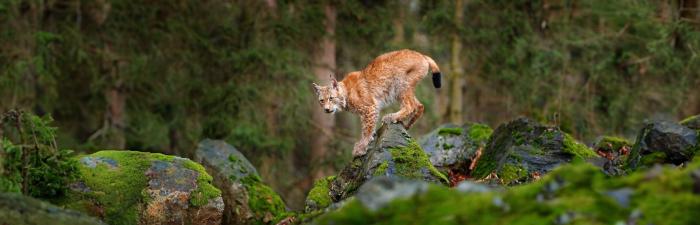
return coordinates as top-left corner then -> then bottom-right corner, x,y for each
0,110 -> 79,198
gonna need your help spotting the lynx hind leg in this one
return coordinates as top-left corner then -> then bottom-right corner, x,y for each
405,98 -> 424,129
382,92 -> 417,126
353,109 -> 378,156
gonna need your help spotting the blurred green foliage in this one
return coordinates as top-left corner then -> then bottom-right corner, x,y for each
0,111 -> 79,198
0,0 -> 698,207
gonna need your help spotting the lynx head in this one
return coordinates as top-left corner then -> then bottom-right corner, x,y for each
313,75 -> 345,114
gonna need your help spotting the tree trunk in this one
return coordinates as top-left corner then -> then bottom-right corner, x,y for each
448,0 -> 465,124
104,46 -> 126,149
309,3 -> 337,180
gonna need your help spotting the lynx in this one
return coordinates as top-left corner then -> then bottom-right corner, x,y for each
313,49 -> 442,156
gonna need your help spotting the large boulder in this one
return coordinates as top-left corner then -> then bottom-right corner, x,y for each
194,139 -> 288,225
0,192 -> 105,225
627,120 -> 699,169
471,117 -> 598,185
57,151 -> 224,225
324,123 -> 448,205
419,123 -> 493,174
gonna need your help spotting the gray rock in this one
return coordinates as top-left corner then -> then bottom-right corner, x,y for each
455,181 -> 494,193
0,192 -> 105,225
605,188 -> 634,208
328,123 -> 448,202
355,177 -> 431,211
419,123 -> 492,173
194,139 -> 287,225
627,120 -> 699,169
471,117 -> 598,185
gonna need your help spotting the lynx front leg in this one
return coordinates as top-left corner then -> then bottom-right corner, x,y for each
353,110 -> 378,156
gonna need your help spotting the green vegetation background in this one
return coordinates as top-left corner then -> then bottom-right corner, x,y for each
1,0 -> 698,207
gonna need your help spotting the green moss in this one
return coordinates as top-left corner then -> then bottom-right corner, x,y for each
314,157 -> 700,225
563,133 -> 598,158
595,136 -> 632,152
373,162 -> 389,176
63,151 -> 173,225
471,152 -> 498,179
438,127 -> 463,136
441,143 -> 455,150
240,175 -> 287,224
640,151 -> 667,167
183,160 -> 222,207
388,140 -> 448,184
467,123 -> 493,144
305,176 -> 336,211
55,151 -> 222,224
679,115 -> 698,126
498,164 -> 527,184
526,145 -> 545,155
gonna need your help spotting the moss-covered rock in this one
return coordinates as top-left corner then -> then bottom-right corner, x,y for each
56,150 -> 223,225
194,139 -> 288,225
419,123 -> 493,174
0,192 -> 106,225
313,157 -> 700,225
627,120 -> 699,170
304,176 -> 335,213
328,123 -> 448,203
680,114 -> 700,130
471,117 -> 598,185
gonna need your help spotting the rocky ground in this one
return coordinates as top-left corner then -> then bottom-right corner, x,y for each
1,115 -> 698,225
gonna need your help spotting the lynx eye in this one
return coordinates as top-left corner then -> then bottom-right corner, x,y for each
320,99 -> 325,103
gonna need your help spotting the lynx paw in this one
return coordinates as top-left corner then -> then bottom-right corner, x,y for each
382,114 -> 398,124
352,141 -> 369,157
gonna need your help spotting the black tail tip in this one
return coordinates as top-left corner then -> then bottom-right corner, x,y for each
432,72 -> 441,88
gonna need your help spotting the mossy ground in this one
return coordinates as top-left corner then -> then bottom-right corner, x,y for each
314,158 -> 700,225
438,127 -> 463,136
56,151 -> 221,225
388,140 -> 448,184
305,176 -> 336,211
240,174 -> 289,224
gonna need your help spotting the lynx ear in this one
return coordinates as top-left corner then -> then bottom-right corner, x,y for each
312,83 -> 321,95
330,74 -> 338,89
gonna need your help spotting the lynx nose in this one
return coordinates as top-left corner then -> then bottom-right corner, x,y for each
324,108 -> 332,113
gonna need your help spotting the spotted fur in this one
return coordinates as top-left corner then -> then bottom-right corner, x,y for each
313,49 -> 442,156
